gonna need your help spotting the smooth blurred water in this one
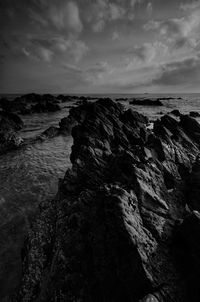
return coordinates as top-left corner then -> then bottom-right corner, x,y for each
0,93 -> 200,298
0,103 -> 74,298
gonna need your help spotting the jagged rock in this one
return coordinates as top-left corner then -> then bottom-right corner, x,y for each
180,115 -> 200,143
130,99 -> 163,106
40,126 -> 60,139
0,94 -> 61,115
0,112 -> 24,154
59,115 -> 78,135
12,100 -> 200,302
57,94 -> 73,102
171,109 -> 181,117
31,100 -> 60,113
189,111 -> 200,118
187,155 -> 200,211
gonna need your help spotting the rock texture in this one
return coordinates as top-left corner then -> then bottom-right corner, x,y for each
0,111 -> 24,154
12,99 -> 200,302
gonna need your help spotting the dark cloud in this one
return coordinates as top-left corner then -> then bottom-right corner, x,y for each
152,54 -> 200,86
144,2 -> 200,50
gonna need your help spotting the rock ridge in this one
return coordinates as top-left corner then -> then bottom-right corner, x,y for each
12,99 -> 200,302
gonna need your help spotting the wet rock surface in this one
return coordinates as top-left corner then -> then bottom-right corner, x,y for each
0,111 -> 24,154
12,99 -> 200,302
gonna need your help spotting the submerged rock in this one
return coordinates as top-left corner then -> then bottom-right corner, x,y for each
12,99 -> 200,302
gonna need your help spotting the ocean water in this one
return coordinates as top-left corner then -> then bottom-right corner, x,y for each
0,93 -> 200,298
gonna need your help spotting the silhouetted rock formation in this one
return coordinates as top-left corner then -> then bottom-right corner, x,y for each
190,111 -> 200,118
171,109 -> 181,117
130,99 -> 163,106
13,100 -> 200,302
0,111 -> 24,154
0,94 -> 61,115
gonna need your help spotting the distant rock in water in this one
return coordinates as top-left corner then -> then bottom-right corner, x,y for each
130,98 -> 163,106
156,97 -> 182,101
0,111 -> 24,154
189,111 -> 200,118
0,94 -> 61,115
12,99 -> 200,302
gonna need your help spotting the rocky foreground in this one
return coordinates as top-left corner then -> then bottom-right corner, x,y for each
12,99 -> 200,302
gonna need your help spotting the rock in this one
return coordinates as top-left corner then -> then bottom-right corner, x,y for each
173,211 -> 200,302
0,112 -> 24,154
180,115 -> 200,143
40,126 -> 60,139
57,95 -> 73,102
187,155 -> 200,211
171,109 -> 181,117
59,115 -> 78,135
0,94 -> 61,115
189,111 -> 200,118
130,99 -> 163,106
13,100 -> 200,302
31,100 -> 60,113
115,97 -> 128,102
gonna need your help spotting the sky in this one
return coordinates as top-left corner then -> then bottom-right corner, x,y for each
0,0 -> 200,94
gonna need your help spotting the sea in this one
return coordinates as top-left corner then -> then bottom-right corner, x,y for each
0,93 -> 200,298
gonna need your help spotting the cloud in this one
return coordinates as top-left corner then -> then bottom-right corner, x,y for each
1,34 -> 88,63
144,3 -> 200,50
86,0 -> 128,33
152,53 -> 200,86
109,3 -> 126,20
48,1 -> 83,32
112,31 -> 120,40
61,60 -> 113,86
130,0 -> 144,8
146,2 -> 152,16
85,61 -> 113,82
127,41 -> 168,65
92,19 -> 105,33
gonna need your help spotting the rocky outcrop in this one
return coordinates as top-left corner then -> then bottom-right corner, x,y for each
190,111 -> 200,118
130,99 -> 163,106
171,109 -> 181,117
37,115 -> 78,141
12,100 -> 200,302
0,94 -> 61,115
0,111 -> 24,154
